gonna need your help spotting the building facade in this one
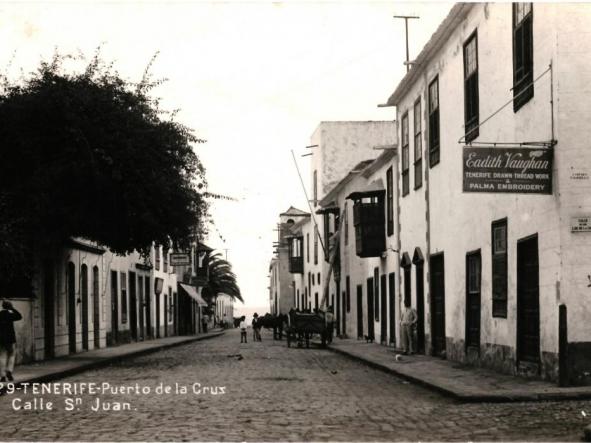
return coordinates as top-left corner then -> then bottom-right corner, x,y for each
385,3 -> 591,383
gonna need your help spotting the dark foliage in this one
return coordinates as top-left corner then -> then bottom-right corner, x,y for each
0,52 -> 209,287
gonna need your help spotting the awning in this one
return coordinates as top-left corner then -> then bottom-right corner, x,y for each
346,179 -> 386,200
316,205 -> 340,215
179,283 -> 207,306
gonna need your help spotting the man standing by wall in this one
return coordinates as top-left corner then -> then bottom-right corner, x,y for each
400,302 -> 417,355
0,300 -> 22,382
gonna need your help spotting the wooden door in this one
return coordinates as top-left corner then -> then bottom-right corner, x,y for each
43,260 -> 55,359
93,267 -> 100,348
430,254 -> 446,356
380,274 -> 387,344
129,272 -> 137,341
67,262 -> 76,354
388,273 -> 396,346
110,270 -> 119,345
155,292 -> 161,338
144,277 -> 152,339
81,265 -> 89,350
465,251 -> 481,350
517,235 -> 540,364
416,264 -> 425,353
356,285 -> 363,339
366,278 -> 375,340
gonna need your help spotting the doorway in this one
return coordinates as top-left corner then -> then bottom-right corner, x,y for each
110,270 -> 119,345
517,235 -> 540,365
67,262 -> 76,354
465,251 -> 481,351
81,264 -> 89,350
380,274 -> 387,344
388,273 -> 395,346
356,285 -> 363,339
129,272 -> 137,341
93,266 -> 100,348
416,263 -> 425,353
430,253 -> 446,356
366,278 -> 375,341
43,260 -> 55,359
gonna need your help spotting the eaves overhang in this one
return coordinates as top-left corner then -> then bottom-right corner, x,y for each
385,3 -> 474,107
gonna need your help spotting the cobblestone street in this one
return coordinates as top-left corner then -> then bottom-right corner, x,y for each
0,329 -> 590,441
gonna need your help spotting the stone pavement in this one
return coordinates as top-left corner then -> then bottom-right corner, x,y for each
1,328 -> 590,441
6,330 -> 224,386
325,338 -> 591,402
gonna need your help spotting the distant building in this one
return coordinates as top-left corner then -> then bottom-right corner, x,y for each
269,206 -> 310,314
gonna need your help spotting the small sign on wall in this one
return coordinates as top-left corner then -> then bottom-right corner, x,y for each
571,216 -> 591,233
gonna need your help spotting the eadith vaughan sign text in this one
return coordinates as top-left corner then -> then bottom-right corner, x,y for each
463,146 -> 553,194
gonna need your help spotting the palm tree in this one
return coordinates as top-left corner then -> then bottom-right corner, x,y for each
201,252 -> 243,308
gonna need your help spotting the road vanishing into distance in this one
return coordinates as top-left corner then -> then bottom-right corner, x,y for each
0,329 -> 588,441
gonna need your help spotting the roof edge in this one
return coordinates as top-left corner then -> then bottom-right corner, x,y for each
386,3 -> 474,106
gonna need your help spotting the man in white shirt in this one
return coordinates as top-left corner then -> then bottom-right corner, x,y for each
400,302 -> 418,355
239,316 -> 247,343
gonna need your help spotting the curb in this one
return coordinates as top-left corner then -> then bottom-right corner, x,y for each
2,332 -> 225,391
326,344 -> 591,403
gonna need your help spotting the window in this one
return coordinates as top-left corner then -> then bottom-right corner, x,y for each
401,113 -> 410,196
513,3 -> 533,111
317,272 -> 321,284
120,272 -> 127,323
312,273 -> 315,286
492,219 -> 508,317
155,246 -> 161,271
344,205 -> 349,245
413,99 -> 423,189
386,167 -> 394,235
314,225 -> 318,265
313,170 -> 318,206
428,77 -> 440,167
163,249 -> 168,273
306,233 -> 310,263
464,32 -> 479,141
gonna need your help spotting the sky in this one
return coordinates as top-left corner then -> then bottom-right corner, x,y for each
0,0 -> 453,315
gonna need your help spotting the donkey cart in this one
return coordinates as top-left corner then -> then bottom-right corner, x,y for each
286,312 -> 327,348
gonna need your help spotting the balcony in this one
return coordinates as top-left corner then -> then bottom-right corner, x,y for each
347,187 -> 386,258
288,236 -> 304,274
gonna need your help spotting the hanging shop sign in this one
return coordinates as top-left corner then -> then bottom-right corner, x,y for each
170,252 -> 191,266
463,146 -> 553,194
571,216 -> 591,233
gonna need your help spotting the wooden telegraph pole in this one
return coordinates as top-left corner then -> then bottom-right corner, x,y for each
394,15 -> 420,72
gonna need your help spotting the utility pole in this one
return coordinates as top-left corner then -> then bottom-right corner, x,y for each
223,248 -> 229,260
394,15 -> 420,72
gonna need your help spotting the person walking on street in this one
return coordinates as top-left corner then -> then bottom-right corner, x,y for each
202,313 -> 209,333
400,302 -> 417,355
325,307 -> 334,344
252,313 -> 262,342
239,316 -> 247,343
0,300 -> 22,382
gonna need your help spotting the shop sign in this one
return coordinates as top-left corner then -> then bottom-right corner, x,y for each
170,252 -> 191,266
463,146 -> 553,194
571,216 -> 591,233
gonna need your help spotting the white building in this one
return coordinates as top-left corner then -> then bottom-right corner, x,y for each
319,151 -> 399,344
385,3 -> 591,383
